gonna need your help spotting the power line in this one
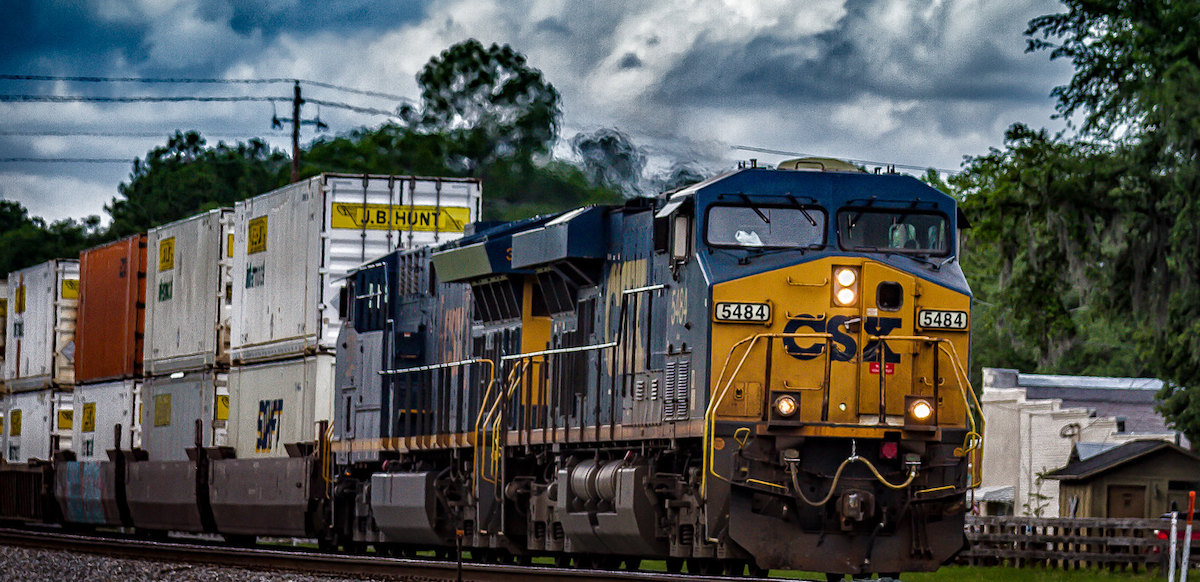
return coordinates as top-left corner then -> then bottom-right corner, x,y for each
0,157 -> 131,163
0,94 -> 398,117
0,130 -> 283,138
732,144 -> 961,175
0,74 -> 413,102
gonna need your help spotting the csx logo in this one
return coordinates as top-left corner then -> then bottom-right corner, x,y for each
256,398 -> 284,453
783,315 -> 902,364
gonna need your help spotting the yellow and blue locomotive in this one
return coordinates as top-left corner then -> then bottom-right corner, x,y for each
331,159 -> 982,578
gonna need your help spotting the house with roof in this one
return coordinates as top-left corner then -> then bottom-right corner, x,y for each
1044,440 -> 1200,518
976,368 -> 1184,517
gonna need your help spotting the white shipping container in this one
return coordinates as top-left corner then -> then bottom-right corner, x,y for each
72,379 -> 140,461
141,370 -> 228,461
4,260 -> 78,391
231,174 -> 481,363
144,209 -> 235,374
0,278 -> 7,379
227,354 -> 334,459
3,388 -> 72,462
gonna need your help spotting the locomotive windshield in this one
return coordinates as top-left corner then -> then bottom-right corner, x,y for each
706,204 -> 825,248
837,209 -> 949,255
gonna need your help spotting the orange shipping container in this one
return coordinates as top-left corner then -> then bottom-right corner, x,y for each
76,235 -> 147,383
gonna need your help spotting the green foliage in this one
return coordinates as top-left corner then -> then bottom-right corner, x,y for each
0,200 -> 103,275
403,39 -> 561,172
107,131 -> 290,237
479,156 -> 624,221
956,1 -> 1200,443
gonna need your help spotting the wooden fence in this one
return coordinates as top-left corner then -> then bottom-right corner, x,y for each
960,516 -> 1200,572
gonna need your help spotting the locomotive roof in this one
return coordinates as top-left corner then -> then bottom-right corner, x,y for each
665,167 -> 956,211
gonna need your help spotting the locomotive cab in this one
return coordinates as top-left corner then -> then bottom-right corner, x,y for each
680,162 -> 981,576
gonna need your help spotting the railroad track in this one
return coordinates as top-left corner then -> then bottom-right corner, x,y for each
0,527 -> 795,582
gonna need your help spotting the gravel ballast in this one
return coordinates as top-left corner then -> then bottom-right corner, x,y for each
0,545 -> 409,582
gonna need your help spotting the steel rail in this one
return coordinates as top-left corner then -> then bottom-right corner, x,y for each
0,527 -> 794,582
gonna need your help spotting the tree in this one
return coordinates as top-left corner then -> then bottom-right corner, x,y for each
0,200 -> 103,274
403,39 -> 561,172
107,131 -> 290,237
571,128 -> 647,196
998,1 -> 1200,443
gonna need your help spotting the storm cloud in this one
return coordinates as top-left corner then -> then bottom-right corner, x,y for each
2,0 -> 1073,222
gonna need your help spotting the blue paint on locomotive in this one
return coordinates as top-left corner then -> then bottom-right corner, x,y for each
686,168 -> 971,296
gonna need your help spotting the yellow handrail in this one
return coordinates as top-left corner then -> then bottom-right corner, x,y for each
703,332 -> 832,498
703,333 -> 985,500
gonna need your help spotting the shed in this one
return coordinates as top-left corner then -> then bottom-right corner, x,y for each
1044,440 -> 1200,518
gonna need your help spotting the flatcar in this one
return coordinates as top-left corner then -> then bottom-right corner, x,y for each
330,159 -> 983,578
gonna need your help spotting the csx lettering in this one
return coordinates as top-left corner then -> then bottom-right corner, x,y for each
782,315 -> 902,363
256,398 -> 284,453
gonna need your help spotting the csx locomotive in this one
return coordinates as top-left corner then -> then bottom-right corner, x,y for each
330,159 -> 982,578
0,159 -> 980,579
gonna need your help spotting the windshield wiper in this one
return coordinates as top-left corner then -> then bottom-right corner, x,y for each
848,196 -> 877,229
785,194 -> 818,227
739,193 -> 770,224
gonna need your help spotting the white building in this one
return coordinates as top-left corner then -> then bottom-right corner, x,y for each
977,368 -> 1182,517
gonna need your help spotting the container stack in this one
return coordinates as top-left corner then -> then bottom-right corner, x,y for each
0,279 -> 7,448
227,174 -> 481,458
71,235 -> 147,461
2,260 -> 79,462
141,209 -> 234,460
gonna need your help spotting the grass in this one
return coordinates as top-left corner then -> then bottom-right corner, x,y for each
780,565 -> 1166,581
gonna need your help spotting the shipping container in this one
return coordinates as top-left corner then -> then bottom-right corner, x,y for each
140,369 -> 228,460
0,278 -> 8,387
230,174 -> 481,363
4,260 -> 78,391
3,388 -> 72,462
71,379 -> 140,461
76,235 -> 147,383
144,209 -> 234,375
227,354 -> 334,458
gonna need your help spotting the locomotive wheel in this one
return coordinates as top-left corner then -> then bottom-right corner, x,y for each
665,558 -> 684,573
623,558 -> 641,571
749,564 -> 769,578
595,556 -> 620,570
554,554 -> 572,568
575,555 -> 595,569
688,558 -> 722,575
723,559 -> 746,576
825,574 -> 845,582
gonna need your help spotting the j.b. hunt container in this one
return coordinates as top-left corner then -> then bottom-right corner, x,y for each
2,388 -> 72,462
230,174 -> 481,364
144,209 -> 234,375
71,379 -> 140,461
4,260 -> 79,392
75,235 -> 147,384
227,355 -> 333,458
141,369 -> 229,461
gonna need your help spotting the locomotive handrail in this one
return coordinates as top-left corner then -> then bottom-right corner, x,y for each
864,335 -> 985,489
476,360 -> 521,487
703,332 -> 833,499
375,357 -> 495,493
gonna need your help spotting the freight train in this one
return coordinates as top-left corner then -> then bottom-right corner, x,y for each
0,161 -> 981,580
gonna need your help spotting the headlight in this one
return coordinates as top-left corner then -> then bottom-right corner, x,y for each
910,399 -> 933,421
832,266 -> 860,307
774,394 -> 798,417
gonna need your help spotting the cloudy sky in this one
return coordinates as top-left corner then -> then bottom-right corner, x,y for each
2,0 -> 1074,223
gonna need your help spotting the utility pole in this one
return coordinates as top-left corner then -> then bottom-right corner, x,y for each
291,81 -> 302,182
271,80 -> 327,183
